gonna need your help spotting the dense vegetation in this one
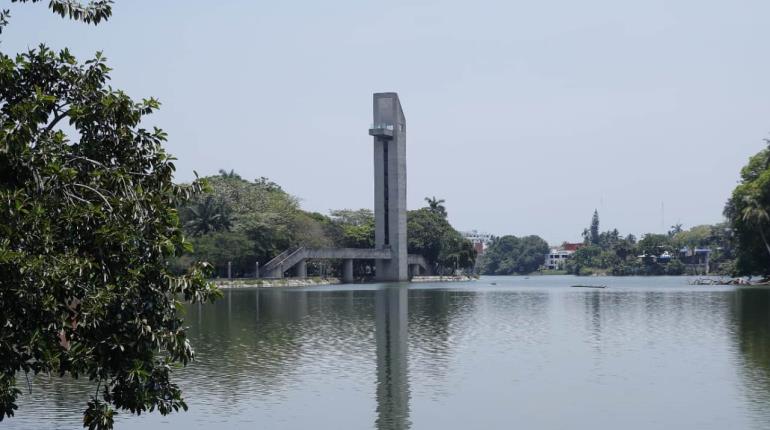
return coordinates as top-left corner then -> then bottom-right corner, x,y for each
0,2 -> 220,429
478,235 -> 549,275
725,141 -> 770,276
175,173 -> 476,277
565,211 -> 734,276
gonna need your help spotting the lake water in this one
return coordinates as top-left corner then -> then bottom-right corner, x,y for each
7,276 -> 770,429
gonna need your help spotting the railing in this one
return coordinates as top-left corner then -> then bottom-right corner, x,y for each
281,248 -> 307,269
261,248 -> 296,273
369,123 -> 394,131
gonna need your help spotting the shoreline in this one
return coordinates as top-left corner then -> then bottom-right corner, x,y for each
215,277 -> 341,289
214,274 -> 479,289
411,275 -> 478,283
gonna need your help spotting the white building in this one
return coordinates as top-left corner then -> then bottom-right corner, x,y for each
461,230 -> 493,253
544,248 -> 574,270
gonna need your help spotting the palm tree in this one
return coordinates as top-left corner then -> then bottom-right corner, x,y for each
184,196 -> 233,236
741,195 -> 770,259
218,169 -> 242,180
668,223 -> 683,237
425,196 -> 447,218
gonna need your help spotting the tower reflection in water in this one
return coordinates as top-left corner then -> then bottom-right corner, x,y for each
375,286 -> 410,430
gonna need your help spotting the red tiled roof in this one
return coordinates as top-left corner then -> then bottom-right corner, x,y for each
562,243 -> 584,251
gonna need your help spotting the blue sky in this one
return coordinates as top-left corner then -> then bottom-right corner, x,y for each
7,0 -> 770,243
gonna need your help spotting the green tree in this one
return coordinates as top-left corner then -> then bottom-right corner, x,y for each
636,233 -> 671,256
186,231 -> 256,277
217,168 -> 241,180
671,224 -> 712,249
480,235 -> 549,275
598,228 -> 620,249
180,174 -> 317,269
590,209 -> 600,245
0,7 -> 220,428
408,208 -> 475,273
424,196 -> 447,218
740,195 -> 770,259
725,143 -> 770,275
4,0 -> 113,27
565,245 -> 602,275
329,208 -> 374,227
183,195 -> 233,236
668,223 -> 684,237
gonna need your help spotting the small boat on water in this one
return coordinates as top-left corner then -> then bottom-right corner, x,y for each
571,285 -> 607,289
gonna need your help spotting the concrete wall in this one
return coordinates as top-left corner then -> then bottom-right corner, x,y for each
373,93 -> 408,282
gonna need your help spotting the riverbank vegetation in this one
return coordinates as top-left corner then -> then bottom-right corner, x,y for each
173,173 -> 476,278
725,141 -> 770,277
565,139 -> 770,278
565,211 -> 734,276
477,235 -> 550,275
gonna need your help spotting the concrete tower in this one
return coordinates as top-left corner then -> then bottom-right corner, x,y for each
369,93 -> 408,282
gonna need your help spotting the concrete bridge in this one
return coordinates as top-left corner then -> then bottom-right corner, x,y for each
261,247 -> 430,283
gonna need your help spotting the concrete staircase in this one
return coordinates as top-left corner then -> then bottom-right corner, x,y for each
261,248 -> 303,278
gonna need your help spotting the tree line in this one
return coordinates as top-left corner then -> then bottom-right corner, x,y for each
172,172 -> 477,278
566,210 -> 734,276
565,139 -> 770,278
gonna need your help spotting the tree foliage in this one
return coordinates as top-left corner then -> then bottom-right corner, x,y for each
329,209 -> 375,249
424,196 -> 447,218
177,174 -> 328,277
178,184 -> 476,277
407,208 -> 476,273
479,235 -> 549,275
183,195 -> 233,236
1,1 -> 113,34
0,44 -> 220,428
589,209 -> 600,245
725,143 -> 770,276
564,212 -> 734,276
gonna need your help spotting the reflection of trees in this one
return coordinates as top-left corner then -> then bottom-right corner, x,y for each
583,291 -> 603,350
182,289 -> 306,406
732,288 -> 770,423
182,288 -> 376,409
6,373 -> 94,428
407,290 -> 473,374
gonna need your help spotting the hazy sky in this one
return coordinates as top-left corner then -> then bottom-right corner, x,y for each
8,0 -> 770,243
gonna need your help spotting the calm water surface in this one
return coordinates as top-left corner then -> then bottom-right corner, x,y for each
8,276 -> 770,429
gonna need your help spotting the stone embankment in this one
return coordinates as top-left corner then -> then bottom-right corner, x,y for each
689,277 -> 770,286
214,275 -> 478,288
410,275 -> 478,283
215,277 -> 341,289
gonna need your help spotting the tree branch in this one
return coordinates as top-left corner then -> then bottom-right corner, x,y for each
43,108 -> 71,134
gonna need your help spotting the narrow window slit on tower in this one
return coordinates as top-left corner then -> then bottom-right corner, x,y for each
383,139 -> 389,245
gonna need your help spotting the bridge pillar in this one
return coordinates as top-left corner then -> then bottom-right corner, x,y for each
273,264 -> 284,279
342,259 -> 354,284
409,264 -> 420,278
295,260 -> 307,278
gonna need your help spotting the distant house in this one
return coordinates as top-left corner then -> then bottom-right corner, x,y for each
562,242 -> 584,252
657,251 -> 672,263
679,247 -> 711,266
544,248 -> 575,270
637,253 -> 657,264
637,251 -> 673,264
462,230 -> 493,254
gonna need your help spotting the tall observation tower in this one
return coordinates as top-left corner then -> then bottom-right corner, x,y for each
369,93 -> 408,282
